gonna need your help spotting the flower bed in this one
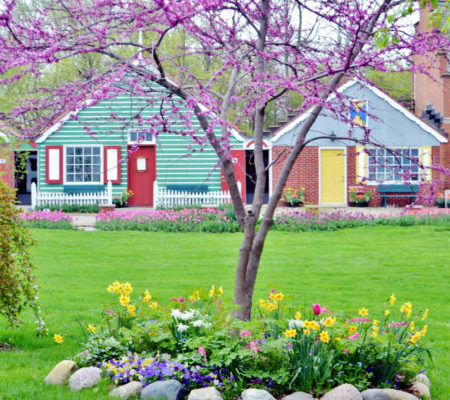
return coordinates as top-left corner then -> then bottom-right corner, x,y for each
19,210 -> 74,229
95,208 -> 240,233
65,282 -> 432,398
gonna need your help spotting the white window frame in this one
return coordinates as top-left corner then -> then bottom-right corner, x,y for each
349,99 -> 369,128
64,144 -> 103,185
366,146 -> 420,184
128,129 -> 156,144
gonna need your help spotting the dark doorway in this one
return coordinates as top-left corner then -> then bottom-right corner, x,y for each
14,151 -> 37,205
245,149 -> 269,204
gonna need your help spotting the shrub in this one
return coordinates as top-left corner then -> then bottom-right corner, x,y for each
0,181 -> 46,335
35,203 -> 99,213
19,210 -> 75,229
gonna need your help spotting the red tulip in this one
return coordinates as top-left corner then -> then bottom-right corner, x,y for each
312,303 -> 321,315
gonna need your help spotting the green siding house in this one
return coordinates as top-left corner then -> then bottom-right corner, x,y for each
34,85 -> 246,207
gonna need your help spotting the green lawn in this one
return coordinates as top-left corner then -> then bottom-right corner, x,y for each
0,225 -> 449,399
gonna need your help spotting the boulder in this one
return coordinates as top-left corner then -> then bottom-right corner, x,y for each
44,360 -> 78,386
320,384 -> 362,400
110,381 -> 144,399
361,389 -> 390,400
410,374 -> 431,389
188,386 -> 224,400
69,366 -> 102,391
282,392 -> 316,400
382,389 -> 419,400
410,382 -> 430,399
141,380 -> 187,400
241,389 -> 276,400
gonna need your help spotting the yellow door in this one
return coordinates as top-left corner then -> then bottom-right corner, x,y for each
321,149 -> 345,204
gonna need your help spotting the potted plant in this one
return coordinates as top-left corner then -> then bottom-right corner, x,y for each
348,186 -> 372,207
113,189 -> 134,208
283,187 -> 305,207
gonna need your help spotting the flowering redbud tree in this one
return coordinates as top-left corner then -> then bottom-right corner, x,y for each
0,0 -> 449,319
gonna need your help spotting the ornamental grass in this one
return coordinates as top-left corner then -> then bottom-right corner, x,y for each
75,282 -> 432,398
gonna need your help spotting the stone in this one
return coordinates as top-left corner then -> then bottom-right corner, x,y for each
410,374 -> 431,388
44,360 -> 78,386
187,386 -> 224,400
241,389 -> 276,400
361,389 -> 390,400
282,392 -> 316,400
320,384 -> 362,400
109,381 -> 144,399
410,382 -> 431,399
382,389 -> 419,400
69,367 -> 102,391
140,379 -> 187,400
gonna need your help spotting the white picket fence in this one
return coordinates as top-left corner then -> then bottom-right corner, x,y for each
31,181 -> 113,208
153,181 -> 240,208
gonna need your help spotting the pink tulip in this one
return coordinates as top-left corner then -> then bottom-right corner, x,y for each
312,303 -> 321,315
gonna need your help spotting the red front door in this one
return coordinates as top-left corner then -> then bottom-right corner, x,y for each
127,146 -> 156,206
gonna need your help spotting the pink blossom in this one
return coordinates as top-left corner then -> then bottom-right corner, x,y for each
343,348 -> 349,354
312,304 -> 321,315
178,297 -> 186,303
240,330 -> 252,339
349,333 -> 360,341
250,340 -> 261,358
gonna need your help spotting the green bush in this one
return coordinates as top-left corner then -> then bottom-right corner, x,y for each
35,203 -> 99,213
0,182 -> 46,335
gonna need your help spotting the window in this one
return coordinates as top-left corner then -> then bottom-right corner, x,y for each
368,148 -> 419,182
65,146 -> 102,183
128,129 -> 154,144
349,100 -> 367,126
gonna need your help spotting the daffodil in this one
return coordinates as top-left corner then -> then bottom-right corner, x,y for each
121,282 -> 133,296
371,327 -> 379,338
284,329 -> 297,338
275,292 -> 284,301
119,295 -> 130,307
149,301 -> 158,310
310,321 -> 320,331
128,304 -> 135,315
409,321 -> 415,331
143,290 -> 151,302
422,309 -> 428,320
389,293 -> 396,306
303,329 -> 311,335
384,309 -> 390,317
87,324 -> 96,333
208,285 -> 215,297
348,325 -> 358,334
319,330 -> 330,343
324,316 -> 336,327
54,334 -> 64,344
359,307 -> 368,317
216,286 -> 224,297
373,320 -> 379,326
334,337 -> 341,342
420,325 -> 428,336
400,302 -> 412,318
295,311 -> 302,320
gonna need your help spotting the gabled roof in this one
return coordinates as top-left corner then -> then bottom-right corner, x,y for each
270,78 -> 448,144
36,72 -> 246,144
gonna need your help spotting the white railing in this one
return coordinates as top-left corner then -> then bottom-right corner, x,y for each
154,180 -> 241,208
31,181 -> 113,209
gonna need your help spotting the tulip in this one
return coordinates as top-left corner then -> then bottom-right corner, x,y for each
312,303 -> 321,315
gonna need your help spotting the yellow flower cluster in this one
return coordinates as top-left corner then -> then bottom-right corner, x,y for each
323,316 -> 336,327
88,324 -> 97,333
407,325 -> 428,345
319,330 -> 330,343
294,311 -> 302,320
400,301 -> 412,318
284,329 -> 297,338
108,281 -> 133,296
304,320 -> 320,331
259,298 -> 278,312
149,301 -> 158,310
371,326 -> 379,338
143,289 -> 151,302
189,290 -> 200,303
208,285 -> 224,298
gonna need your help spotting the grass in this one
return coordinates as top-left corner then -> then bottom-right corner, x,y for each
0,225 -> 449,399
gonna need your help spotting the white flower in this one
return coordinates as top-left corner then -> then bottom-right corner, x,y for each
176,323 -> 189,333
203,322 -> 212,329
191,319 -> 204,327
288,319 -> 304,329
171,309 -> 183,319
179,311 -> 195,321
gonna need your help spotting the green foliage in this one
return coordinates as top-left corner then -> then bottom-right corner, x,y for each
0,181 -> 46,335
365,69 -> 411,102
35,203 -> 99,213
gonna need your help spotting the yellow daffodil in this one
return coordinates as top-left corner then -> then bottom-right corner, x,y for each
324,316 -> 336,327
348,325 -> 358,334
407,331 -> 422,345
421,325 -> 428,336
119,295 -> 130,307
422,309 -> 428,320
409,321 -> 415,331
384,309 -> 390,317
275,292 -> 284,301
128,304 -> 135,314
121,282 -> 133,296
371,327 -> 379,338
87,324 -> 96,333
303,329 -> 311,335
208,285 -> 215,297
310,321 -> 320,331
190,290 -> 200,302
216,286 -> 224,297
107,285 -> 114,293
389,293 -> 396,306
319,330 -> 330,343
267,303 -> 276,312
295,311 -> 302,320
149,301 -> 158,310
284,329 -> 297,338
54,334 -> 64,344
400,302 -> 412,318
269,293 -> 277,301
359,307 -> 369,317
334,337 -> 342,342
143,289 -> 151,302
373,320 -> 379,326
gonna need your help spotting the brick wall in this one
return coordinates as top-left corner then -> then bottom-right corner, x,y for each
272,146 -> 319,204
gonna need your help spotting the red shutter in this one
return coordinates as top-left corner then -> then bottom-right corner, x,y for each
104,146 -> 121,184
45,146 -> 63,184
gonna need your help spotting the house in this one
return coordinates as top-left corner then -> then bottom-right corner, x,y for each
270,79 -> 448,206
30,79 -> 247,207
